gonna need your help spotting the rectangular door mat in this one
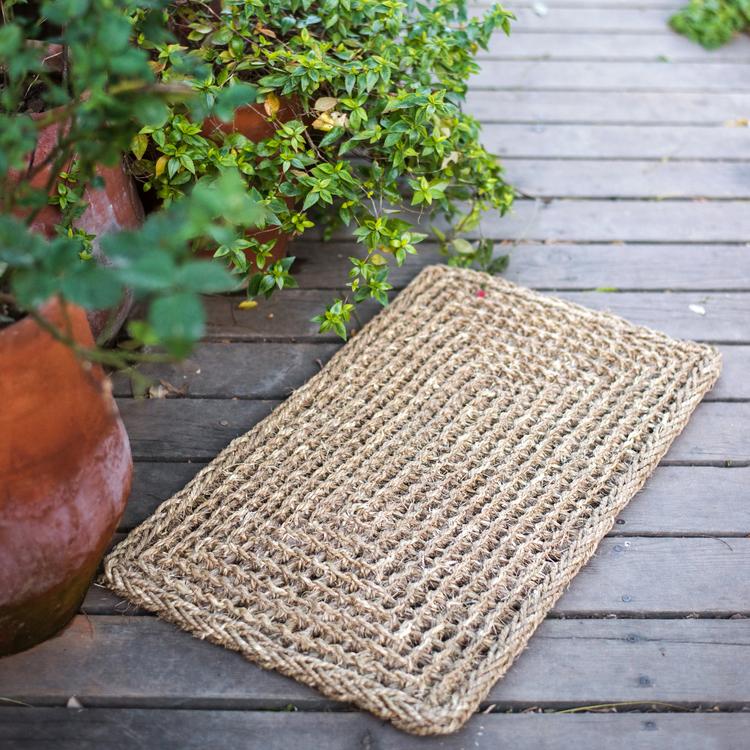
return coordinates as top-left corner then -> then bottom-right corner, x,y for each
104,265 -> 721,735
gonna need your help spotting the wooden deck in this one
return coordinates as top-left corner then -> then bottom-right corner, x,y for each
2,1 -> 750,747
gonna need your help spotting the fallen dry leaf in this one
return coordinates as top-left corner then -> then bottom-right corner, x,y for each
314,96 -> 338,112
264,92 -> 280,117
255,22 -> 277,39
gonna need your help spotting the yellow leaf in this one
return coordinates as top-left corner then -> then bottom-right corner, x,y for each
312,111 -> 348,132
131,133 -> 149,161
370,253 -> 387,266
264,92 -> 280,117
312,113 -> 334,132
154,155 -> 168,178
238,300 -> 258,310
314,96 -> 338,112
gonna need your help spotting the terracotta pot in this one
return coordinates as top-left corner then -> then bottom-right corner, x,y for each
202,100 -> 301,266
11,111 -> 145,341
0,299 -> 132,656
202,98 -> 301,142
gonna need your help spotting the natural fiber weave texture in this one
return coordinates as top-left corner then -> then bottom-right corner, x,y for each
104,265 -> 721,735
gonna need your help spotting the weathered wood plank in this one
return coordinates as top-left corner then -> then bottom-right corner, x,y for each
201,290 -> 750,343
473,61 -> 750,91
117,399 -> 750,463
483,30 -> 750,60
505,160 -> 750,198
669,403 -> 750,464
506,0 -> 682,6
506,0 -> 681,5
557,537 -> 750,615
113,342 -> 339,398
112,342 -> 750,401
308,201 -> 750,242
484,0 -> 680,9
82,536 -> 750,617
116,462 -> 750,536
475,200 -> 750,243
515,0 -> 683,4
1,617 -> 747,708
120,461 -> 204,529
116,398 -> 276,461
289,242 -> 750,292
554,294 -> 750,344
505,0 -> 682,6
466,91 -> 750,124
485,124 -> 750,160
615,466 -> 750,534
478,7 -> 673,32
3,709 -> 749,750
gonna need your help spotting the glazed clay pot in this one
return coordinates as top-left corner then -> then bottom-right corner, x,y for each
202,99 -> 301,266
13,112 -> 144,341
0,299 -> 132,656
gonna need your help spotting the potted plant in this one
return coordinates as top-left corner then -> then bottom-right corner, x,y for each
0,0 -> 264,655
130,0 -> 516,336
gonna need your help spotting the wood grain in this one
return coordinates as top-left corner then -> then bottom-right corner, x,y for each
483,30 -> 750,60
3,709 -> 749,750
200,289 -> 750,343
473,61 -> 750,91
485,124 -> 750,160
479,7 -> 675,32
113,342 -> 340,399
557,537 -> 750,615
476,200 -> 750,243
112,341 -> 750,401
288,242 -> 750,292
506,160 -> 750,198
466,91 -> 750,123
1,617 -> 746,709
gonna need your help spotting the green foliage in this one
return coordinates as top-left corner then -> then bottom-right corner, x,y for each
0,0 -> 261,366
311,298 -> 354,340
442,237 -> 509,275
133,0 -> 516,339
669,0 -> 750,48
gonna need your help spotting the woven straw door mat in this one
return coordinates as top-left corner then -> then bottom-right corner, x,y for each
104,265 -> 721,735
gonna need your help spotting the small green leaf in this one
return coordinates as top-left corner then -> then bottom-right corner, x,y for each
149,291 -> 205,357
214,82 -> 258,122
176,261 -> 235,293
452,238 -> 475,255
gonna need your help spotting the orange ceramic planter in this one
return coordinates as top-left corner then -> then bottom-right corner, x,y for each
202,97 -> 300,142
12,111 -> 144,340
0,300 -> 132,656
203,99 -> 301,266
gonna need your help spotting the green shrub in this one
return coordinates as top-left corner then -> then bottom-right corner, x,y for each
670,0 -> 750,48
0,0 -> 262,369
133,0 -> 516,337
